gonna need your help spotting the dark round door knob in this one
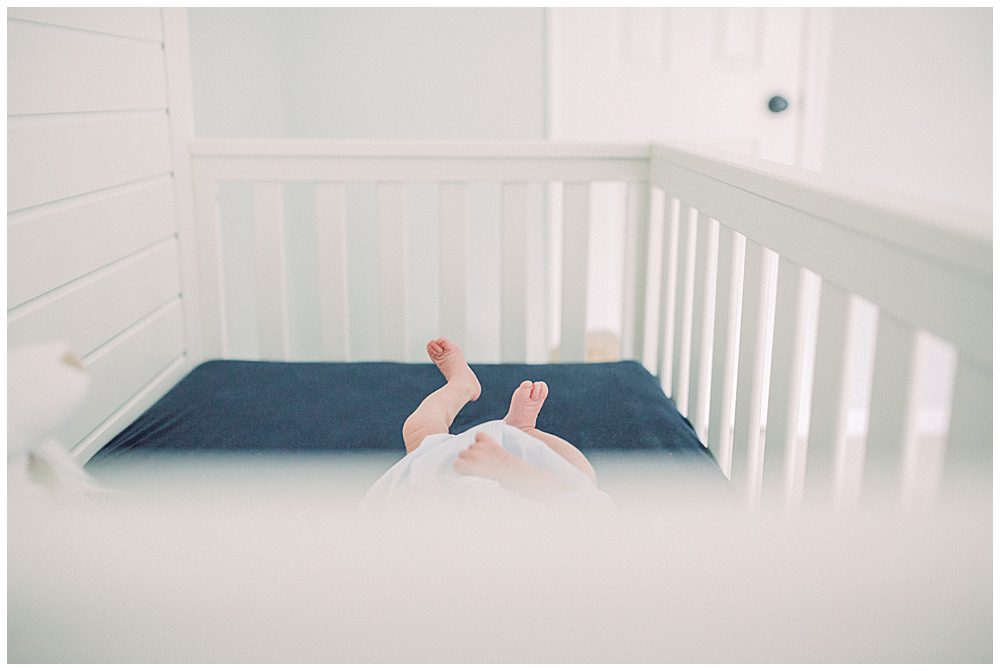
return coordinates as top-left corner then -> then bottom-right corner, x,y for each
768,95 -> 789,113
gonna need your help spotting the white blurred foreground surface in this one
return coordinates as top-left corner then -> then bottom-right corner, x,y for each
8,457 -> 991,663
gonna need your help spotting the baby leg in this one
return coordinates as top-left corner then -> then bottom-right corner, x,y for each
503,380 -> 597,485
402,338 -> 481,453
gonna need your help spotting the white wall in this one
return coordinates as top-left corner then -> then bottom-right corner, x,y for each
188,7 -> 992,210
184,7 -> 991,372
821,8 -> 992,215
187,8 -> 547,139
7,9 -> 196,461
187,9 -> 287,137
817,8 -> 992,435
187,8 -> 549,362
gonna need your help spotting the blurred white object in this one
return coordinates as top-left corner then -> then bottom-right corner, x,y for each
8,342 -> 96,501
8,490 -> 991,663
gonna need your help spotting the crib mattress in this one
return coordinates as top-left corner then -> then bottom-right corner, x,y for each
87,360 -> 721,478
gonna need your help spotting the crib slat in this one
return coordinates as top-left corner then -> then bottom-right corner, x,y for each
656,195 -> 680,393
707,226 -> 745,477
804,281 -> 853,505
560,182 -> 590,362
192,177 -> 227,358
641,188 -> 666,373
621,181 -> 650,363
863,314 -> 918,502
251,182 -> 289,360
941,354 -> 992,500
731,241 -> 777,500
689,213 -> 719,443
671,205 -> 697,414
377,182 -> 408,360
650,155 -> 990,368
501,182 -> 529,362
315,183 -> 350,360
438,182 -> 467,344
761,258 -> 812,506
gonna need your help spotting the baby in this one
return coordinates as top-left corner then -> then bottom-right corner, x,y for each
401,337 -> 598,501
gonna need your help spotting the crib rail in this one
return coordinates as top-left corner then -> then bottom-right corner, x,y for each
648,142 -> 991,509
190,140 -> 651,364
188,138 -> 991,509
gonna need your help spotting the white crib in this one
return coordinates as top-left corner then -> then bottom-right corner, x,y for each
6,8 -> 991,512
8,9 -> 993,663
177,138 -> 992,511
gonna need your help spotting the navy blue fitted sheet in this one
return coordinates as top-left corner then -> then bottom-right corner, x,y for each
88,360 -> 721,477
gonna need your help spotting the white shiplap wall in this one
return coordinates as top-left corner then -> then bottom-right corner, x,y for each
7,8 -> 199,462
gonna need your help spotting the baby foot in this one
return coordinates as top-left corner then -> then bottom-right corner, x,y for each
426,337 -> 481,401
503,380 -> 548,430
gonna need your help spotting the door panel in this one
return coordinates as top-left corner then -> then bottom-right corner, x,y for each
549,7 -> 805,164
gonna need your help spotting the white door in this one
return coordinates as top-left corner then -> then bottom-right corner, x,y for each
548,7 -> 814,164
544,8 -> 825,357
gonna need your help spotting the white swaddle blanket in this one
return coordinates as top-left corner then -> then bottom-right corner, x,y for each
362,420 -> 612,513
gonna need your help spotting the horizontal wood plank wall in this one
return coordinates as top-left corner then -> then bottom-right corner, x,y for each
7,178 -> 177,307
7,8 -> 194,463
9,112 -> 173,213
7,8 -> 164,41
8,240 -> 182,358
7,19 -> 167,115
